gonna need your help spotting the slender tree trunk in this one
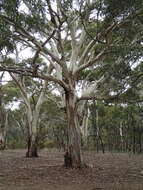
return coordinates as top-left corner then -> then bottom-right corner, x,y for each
0,108 -> 8,150
26,112 -> 39,157
64,91 -> 83,168
80,103 -> 90,148
99,135 -> 105,154
133,122 -> 136,154
138,131 -> 142,153
96,138 -> 99,153
119,121 -> 124,151
0,132 -> 5,150
95,101 -> 105,153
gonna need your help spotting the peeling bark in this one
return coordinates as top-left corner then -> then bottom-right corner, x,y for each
65,89 -> 83,168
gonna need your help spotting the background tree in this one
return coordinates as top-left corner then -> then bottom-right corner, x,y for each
1,78 -> 67,152
10,72 -> 52,157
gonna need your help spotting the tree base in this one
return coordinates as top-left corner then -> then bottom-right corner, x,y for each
63,162 -> 92,169
63,151 -> 91,169
64,151 -> 72,168
26,150 -> 38,158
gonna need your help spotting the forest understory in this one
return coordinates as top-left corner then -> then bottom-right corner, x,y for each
0,149 -> 143,190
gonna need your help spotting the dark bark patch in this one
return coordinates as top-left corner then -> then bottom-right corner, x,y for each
64,151 -> 73,168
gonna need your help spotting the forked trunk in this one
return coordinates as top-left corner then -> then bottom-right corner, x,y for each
64,91 -> 83,168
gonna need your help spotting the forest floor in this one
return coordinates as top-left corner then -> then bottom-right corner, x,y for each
0,149 -> 143,190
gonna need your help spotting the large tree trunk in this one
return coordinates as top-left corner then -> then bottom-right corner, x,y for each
64,91 -> 83,168
26,133 -> 38,157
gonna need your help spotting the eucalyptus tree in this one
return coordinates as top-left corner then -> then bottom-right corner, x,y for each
0,0 -> 143,167
10,72 -> 51,157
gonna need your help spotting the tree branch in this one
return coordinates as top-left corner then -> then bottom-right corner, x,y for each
32,30 -> 57,66
0,66 -> 69,91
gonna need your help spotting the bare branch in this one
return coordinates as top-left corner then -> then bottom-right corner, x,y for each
77,22 -> 117,68
32,30 -> 57,66
9,73 -> 30,109
0,15 -> 62,65
74,49 -> 106,75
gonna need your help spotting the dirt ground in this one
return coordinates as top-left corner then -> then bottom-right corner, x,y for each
0,149 -> 143,190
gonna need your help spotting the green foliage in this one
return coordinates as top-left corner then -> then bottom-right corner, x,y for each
0,0 -> 20,18
103,0 -> 143,19
0,19 -> 15,52
2,82 -> 21,103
